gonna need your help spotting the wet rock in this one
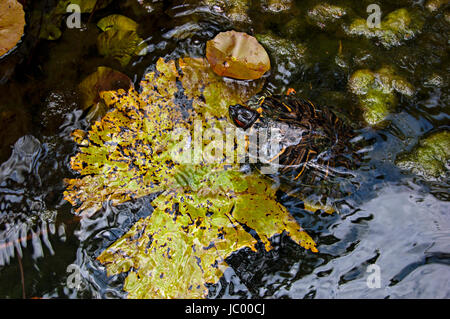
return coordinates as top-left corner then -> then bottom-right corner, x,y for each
307,3 -> 347,29
346,8 -> 424,48
260,0 -> 293,13
255,32 -> 307,83
396,130 -> 450,180
425,0 -> 449,12
348,66 -> 414,126
202,0 -> 251,24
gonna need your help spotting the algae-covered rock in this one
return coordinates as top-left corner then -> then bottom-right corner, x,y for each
307,3 -> 347,29
347,8 -> 424,48
396,131 -> 450,180
425,0 -> 449,12
255,32 -> 307,81
261,0 -> 293,13
206,31 -> 270,80
348,66 -> 414,126
201,0 -> 251,24
96,14 -> 144,66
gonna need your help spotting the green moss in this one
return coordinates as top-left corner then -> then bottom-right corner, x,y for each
347,8 -> 424,48
255,32 -> 307,75
261,0 -> 293,13
396,131 -> 450,180
348,66 -> 414,125
307,3 -> 347,29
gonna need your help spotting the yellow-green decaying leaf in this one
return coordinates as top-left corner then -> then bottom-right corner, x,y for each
97,170 -> 316,299
0,0 -> 25,57
97,15 -> 144,66
65,57 -> 316,298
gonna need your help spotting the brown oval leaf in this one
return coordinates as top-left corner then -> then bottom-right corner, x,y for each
206,31 -> 270,80
0,0 -> 25,57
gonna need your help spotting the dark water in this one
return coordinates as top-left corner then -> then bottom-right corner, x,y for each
0,0 -> 449,298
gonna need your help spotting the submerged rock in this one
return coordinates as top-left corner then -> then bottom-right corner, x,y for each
348,66 -> 414,126
346,8 -> 424,48
396,130 -> 450,180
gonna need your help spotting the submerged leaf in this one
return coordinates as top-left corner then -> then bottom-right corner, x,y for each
0,0 -> 25,57
97,15 -> 144,66
206,31 -> 271,80
78,66 -> 133,109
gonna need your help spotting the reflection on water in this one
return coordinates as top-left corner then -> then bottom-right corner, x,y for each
0,0 -> 448,298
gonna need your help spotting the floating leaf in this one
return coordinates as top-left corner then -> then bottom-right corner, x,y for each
0,0 -> 25,57
65,57 -> 316,298
206,31 -> 271,80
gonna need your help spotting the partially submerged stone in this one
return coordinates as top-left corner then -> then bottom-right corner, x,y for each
348,66 -> 414,126
425,0 -> 449,12
261,0 -> 293,13
396,130 -> 450,180
255,32 -> 307,81
206,31 -> 270,80
307,3 -> 347,29
0,0 -> 25,57
347,8 -> 424,48
202,0 -> 251,24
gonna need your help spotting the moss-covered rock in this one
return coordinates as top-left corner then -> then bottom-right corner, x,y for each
348,66 -> 414,126
201,0 -> 251,24
261,0 -> 293,13
307,3 -> 347,29
396,130 -> 450,180
346,8 -> 424,48
255,32 -> 307,81
425,0 -> 449,12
